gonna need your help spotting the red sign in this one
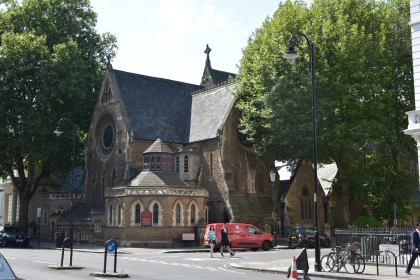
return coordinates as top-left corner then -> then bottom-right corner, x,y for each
141,209 -> 152,226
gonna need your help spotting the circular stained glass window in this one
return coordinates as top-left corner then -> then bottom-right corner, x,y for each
95,115 -> 115,159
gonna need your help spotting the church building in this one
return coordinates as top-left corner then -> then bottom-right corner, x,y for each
36,45 -> 327,247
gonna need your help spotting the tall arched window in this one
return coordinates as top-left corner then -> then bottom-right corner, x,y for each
109,205 -> 113,225
135,204 -> 141,224
176,156 -> 179,174
151,156 -> 155,170
112,169 -> 116,187
92,172 -> 97,201
190,204 -> 196,224
157,155 -> 161,169
167,155 -> 172,170
153,203 -> 159,224
255,169 -> 262,193
210,153 -> 213,176
176,203 -> 181,224
184,156 -> 189,172
102,172 -> 106,189
162,155 -> 166,170
117,204 -> 122,226
300,186 -> 311,220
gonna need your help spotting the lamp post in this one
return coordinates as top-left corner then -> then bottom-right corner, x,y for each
53,118 -> 76,242
283,32 -> 321,272
269,170 -> 276,243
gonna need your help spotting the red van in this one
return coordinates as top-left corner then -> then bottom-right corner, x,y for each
203,223 -> 275,251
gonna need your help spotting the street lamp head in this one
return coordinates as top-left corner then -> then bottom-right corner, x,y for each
283,46 -> 299,64
270,170 -> 276,183
53,127 -> 63,137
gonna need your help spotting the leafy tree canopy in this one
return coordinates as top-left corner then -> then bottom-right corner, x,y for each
235,0 -> 416,225
0,0 -> 118,230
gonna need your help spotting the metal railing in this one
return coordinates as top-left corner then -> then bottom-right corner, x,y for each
335,227 -> 416,267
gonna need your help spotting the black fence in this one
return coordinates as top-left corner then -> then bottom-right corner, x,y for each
335,227 -> 418,267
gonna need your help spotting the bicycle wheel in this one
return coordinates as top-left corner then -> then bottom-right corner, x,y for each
353,254 -> 365,274
321,255 -> 334,272
344,255 -> 360,274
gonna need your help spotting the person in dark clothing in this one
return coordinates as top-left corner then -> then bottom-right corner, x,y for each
406,223 -> 420,275
220,222 -> 235,257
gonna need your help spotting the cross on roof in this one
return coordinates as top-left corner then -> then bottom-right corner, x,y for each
204,44 -> 212,60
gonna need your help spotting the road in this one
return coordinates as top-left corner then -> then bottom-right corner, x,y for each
1,247 -> 334,280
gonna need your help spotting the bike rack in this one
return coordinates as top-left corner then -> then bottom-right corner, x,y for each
376,250 -> 397,277
60,238 -> 73,267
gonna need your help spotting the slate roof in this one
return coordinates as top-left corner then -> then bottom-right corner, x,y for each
211,69 -> 236,84
58,168 -> 85,193
58,202 -> 105,221
113,70 -> 201,144
129,171 -> 189,187
188,84 -> 236,143
144,138 -> 173,154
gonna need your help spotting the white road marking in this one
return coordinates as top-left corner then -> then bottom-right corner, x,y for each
5,257 -> 16,260
33,261 -> 57,265
218,266 -> 246,274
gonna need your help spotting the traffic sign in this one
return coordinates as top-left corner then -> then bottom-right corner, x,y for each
107,240 -> 116,252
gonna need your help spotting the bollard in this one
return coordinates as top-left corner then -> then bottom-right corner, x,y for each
60,238 -> 73,267
103,239 -> 118,273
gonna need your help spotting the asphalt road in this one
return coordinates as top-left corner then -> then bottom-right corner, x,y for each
1,247 -> 334,280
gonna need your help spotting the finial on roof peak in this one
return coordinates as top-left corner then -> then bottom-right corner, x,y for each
204,44 -> 212,61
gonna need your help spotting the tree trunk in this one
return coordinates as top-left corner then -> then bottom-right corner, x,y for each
18,189 -> 31,233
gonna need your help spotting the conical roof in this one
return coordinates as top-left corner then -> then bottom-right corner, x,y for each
129,171 -> 188,187
143,138 -> 173,154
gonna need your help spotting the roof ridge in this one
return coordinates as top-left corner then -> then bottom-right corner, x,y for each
192,81 -> 234,95
212,68 -> 237,76
113,69 -> 201,88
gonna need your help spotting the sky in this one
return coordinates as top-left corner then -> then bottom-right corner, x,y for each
90,0 -> 284,84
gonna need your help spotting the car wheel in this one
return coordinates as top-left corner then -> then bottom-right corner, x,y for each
300,240 -> 309,248
288,241 -> 294,249
323,239 -> 331,248
2,238 -> 8,247
262,241 -> 271,251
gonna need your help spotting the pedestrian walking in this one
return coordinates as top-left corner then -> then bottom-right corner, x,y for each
220,222 -> 235,257
405,223 -> 420,275
206,225 -> 216,258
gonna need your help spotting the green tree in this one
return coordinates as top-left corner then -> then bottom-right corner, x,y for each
235,0 -> 416,226
0,0 -> 117,231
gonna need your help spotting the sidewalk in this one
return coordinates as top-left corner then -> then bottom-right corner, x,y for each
229,258 -> 418,280
33,241 -> 417,279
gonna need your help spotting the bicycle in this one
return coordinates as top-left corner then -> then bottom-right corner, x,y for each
321,242 -> 365,274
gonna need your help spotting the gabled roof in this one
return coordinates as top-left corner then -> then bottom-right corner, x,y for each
57,202 -> 105,221
113,70 -> 201,144
129,171 -> 189,187
144,138 -> 173,154
58,167 -> 85,193
211,69 -> 236,84
188,84 -> 236,143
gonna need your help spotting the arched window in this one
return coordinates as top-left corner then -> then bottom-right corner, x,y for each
176,156 -> 179,174
157,155 -> 161,169
190,204 -> 196,224
109,205 -> 113,225
184,156 -> 189,172
300,186 -> 311,220
176,203 -> 181,224
162,155 -> 166,170
210,153 -> 213,176
153,203 -> 159,224
255,169 -> 262,193
102,173 -> 106,189
112,169 -> 116,187
117,204 -> 122,226
92,172 -> 97,201
135,204 -> 141,224
151,156 -> 155,170
233,165 -> 239,191
143,156 -> 147,171
167,155 -> 171,171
